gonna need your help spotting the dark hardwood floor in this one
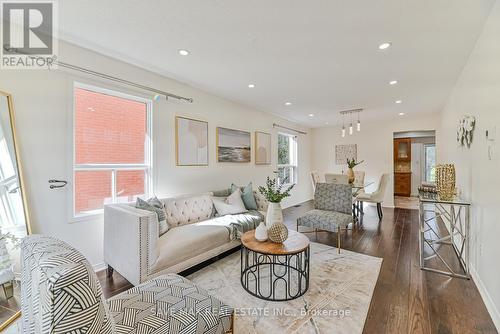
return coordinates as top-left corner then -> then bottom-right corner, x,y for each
97,202 -> 497,334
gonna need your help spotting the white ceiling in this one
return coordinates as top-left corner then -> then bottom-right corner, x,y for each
58,0 -> 495,127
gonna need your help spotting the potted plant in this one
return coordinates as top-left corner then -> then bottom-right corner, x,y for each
347,158 -> 364,184
258,174 -> 295,243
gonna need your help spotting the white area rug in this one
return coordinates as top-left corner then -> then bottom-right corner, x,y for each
187,242 -> 382,334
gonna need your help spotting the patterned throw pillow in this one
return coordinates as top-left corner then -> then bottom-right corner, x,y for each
136,197 -> 169,236
231,182 -> 258,210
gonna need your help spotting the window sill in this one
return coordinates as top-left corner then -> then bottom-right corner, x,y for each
70,211 -> 103,224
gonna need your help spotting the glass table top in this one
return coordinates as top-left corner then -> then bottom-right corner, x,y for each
419,194 -> 471,206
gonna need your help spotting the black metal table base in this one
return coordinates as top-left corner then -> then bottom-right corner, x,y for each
240,246 -> 310,301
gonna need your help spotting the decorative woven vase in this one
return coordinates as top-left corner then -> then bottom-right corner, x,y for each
436,164 -> 456,200
268,223 -> 289,243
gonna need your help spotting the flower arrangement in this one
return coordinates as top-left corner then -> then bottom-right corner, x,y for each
258,174 -> 295,203
347,158 -> 364,169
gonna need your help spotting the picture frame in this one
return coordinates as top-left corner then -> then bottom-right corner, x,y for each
255,131 -> 271,165
216,127 -> 251,163
335,144 -> 357,165
175,116 -> 209,166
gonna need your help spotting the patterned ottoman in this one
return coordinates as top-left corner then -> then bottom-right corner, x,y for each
21,235 -> 233,334
108,274 -> 233,333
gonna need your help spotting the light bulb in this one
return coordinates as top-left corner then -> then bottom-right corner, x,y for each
349,123 -> 353,135
342,127 -> 346,138
357,120 -> 361,132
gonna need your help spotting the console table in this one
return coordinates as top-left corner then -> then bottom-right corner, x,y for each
240,229 -> 310,301
419,195 -> 471,279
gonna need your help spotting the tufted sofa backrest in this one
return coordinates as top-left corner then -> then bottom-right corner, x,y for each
162,193 -> 214,227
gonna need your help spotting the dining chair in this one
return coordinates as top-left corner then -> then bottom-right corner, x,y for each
310,171 -> 322,192
356,173 -> 389,220
325,173 -> 349,184
353,170 -> 366,216
353,171 -> 366,189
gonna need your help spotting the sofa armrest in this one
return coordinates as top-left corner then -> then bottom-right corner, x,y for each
104,204 -> 159,286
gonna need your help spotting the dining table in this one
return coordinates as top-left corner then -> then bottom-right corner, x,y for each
352,182 -> 374,196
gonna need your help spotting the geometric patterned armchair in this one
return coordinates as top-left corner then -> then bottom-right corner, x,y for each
297,183 -> 353,253
21,235 -> 233,334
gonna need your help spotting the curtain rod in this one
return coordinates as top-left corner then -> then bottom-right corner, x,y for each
273,123 -> 307,135
4,47 -> 193,103
56,61 -> 193,103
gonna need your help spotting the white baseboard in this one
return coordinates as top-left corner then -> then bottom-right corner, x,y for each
470,265 -> 500,331
93,262 -> 107,273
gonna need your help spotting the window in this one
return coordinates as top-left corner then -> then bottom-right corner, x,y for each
73,84 -> 152,217
277,133 -> 298,185
424,144 -> 436,183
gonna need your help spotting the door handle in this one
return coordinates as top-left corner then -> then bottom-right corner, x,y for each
48,179 -> 68,189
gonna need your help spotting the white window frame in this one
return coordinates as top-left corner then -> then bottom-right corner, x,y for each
277,132 -> 298,186
72,82 -> 153,220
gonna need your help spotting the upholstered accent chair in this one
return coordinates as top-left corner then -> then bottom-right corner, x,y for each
297,183 -> 353,253
324,173 -> 349,184
356,173 -> 389,220
21,235 -> 233,334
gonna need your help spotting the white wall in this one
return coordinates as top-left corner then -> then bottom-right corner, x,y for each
0,41 -> 312,267
311,113 -> 440,207
438,1 -> 500,328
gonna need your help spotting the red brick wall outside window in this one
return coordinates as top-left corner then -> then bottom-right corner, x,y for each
74,87 -> 149,215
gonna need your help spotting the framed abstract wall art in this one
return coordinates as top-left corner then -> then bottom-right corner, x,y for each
335,144 -> 357,165
255,131 -> 271,165
175,116 -> 209,166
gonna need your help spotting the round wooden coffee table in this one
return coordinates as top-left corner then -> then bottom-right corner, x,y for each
240,229 -> 310,301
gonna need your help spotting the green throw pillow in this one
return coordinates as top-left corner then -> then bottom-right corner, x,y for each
231,183 -> 258,210
136,197 -> 169,236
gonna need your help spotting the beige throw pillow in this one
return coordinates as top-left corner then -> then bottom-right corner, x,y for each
212,189 -> 247,216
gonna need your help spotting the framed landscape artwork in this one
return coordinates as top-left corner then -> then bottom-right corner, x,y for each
255,131 -> 271,164
335,144 -> 357,165
217,127 -> 251,163
175,116 -> 209,166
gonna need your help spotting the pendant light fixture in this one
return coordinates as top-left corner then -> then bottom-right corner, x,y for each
357,111 -> 361,132
349,111 -> 353,135
339,108 -> 363,137
341,113 -> 346,138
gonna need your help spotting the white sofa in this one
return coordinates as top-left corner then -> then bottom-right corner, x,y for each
104,190 -> 268,286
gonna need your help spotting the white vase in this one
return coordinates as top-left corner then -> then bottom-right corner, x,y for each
266,202 -> 283,230
255,222 -> 268,241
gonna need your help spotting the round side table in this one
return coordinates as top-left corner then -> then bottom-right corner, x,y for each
240,229 -> 310,301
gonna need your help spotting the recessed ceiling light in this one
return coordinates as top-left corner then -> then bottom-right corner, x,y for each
248,84 -> 255,88
285,102 -> 292,106
395,100 -> 402,104
308,113 -> 314,117
398,112 -> 405,116
378,42 -> 391,50
389,80 -> 398,85
178,49 -> 190,56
